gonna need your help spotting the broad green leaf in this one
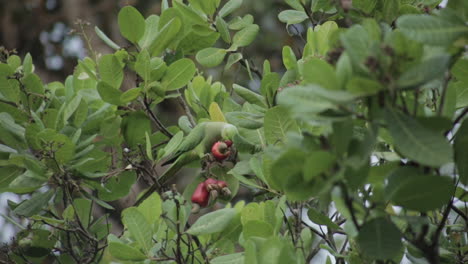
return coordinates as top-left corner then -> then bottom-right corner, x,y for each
161,58 -> 196,91
278,10 -> 308,25
233,84 -> 266,107
225,53 -> 243,70
382,0 -> 399,24
385,167 -> 454,212
307,208 -> 340,230
232,24 -> 259,48
452,58 -> 468,84
303,151 -> 336,181
95,26 -> 120,50
22,53 -> 33,77
14,190 -> 54,217
97,171 -> 136,201
225,112 -> 263,129
74,198 -> 92,227
137,192 -> 162,226
282,46 -> 297,70
302,58 -> 338,90
63,95 -> 82,124
243,220 -> 274,239
97,81 -> 123,105
108,235 -> 147,261
264,106 -> 299,145
397,55 -> 450,88
357,218 -> 402,260
346,77 -> 383,96
216,16 -> 231,43
173,1 -> 206,25
385,109 -> 452,167
98,54 -> 123,89
187,208 -> 237,235
219,0 -> 243,18
228,15 -> 254,30
211,252 -> 244,264
0,166 -> 21,190
196,48 -> 227,67
120,88 -> 141,103
149,17 -> 182,56
397,14 -> 468,46
138,15 -> 160,49
209,102 -> 227,122
454,120 -> 468,185
135,50 -> 151,81
122,207 -> 153,253
118,6 -> 146,43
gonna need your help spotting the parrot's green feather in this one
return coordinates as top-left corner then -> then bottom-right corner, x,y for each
134,122 -> 238,206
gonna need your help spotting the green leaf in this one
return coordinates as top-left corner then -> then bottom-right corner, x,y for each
23,53 -> 33,77
232,24 -> 259,48
120,88 -> 141,103
243,220 -> 274,239
307,208 -> 340,230
98,54 -> 123,89
226,112 -> 263,129
452,58 -> 468,83
134,50 -> 151,81
118,6 -> 146,43
196,48 -> 227,67
278,10 -> 308,25
122,207 -> 153,253
138,15 -> 160,49
233,84 -> 267,107
397,55 -> 450,88
63,95 -> 82,124
97,81 -> 123,105
385,167 -> 454,212
455,119 -> 468,185
95,26 -> 120,50
149,17 -> 182,56
173,1 -> 207,25
73,198 -> 92,227
96,171 -> 136,201
397,14 -> 468,46
162,58 -> 196,91
0,166 -> 21,190
228,15 -> 254,30
108,235 -> 147,261
219,0 -> 243,18
357,218 -> 403,260
187,208 -> 237,235
384,109 -> 452,167
211,253 -> 244,264
14,190 -> 54,217
302,58 -> 339,90
216,16 -> 231,43
282,46 -> 297,70
346,77 -> 383,96
303,151 -> 336,181
137,192 -> 162,226
264,106 -> 299,145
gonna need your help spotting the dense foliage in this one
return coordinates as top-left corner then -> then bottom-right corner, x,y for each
1,0 -> 468,263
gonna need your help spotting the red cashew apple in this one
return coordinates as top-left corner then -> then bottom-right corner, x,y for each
191,182 -> 209,213
224,140 -> 233,147
211,141 -> 231,161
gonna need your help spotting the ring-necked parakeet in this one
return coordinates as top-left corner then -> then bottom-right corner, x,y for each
134,122 -> 238,205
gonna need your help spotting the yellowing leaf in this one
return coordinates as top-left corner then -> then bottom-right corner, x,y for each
209,102 -> 226,122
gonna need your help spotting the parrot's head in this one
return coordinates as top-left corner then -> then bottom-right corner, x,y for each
221,124 -> 238,141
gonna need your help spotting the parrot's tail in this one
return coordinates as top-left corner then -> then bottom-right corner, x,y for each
134,153 -> 199,206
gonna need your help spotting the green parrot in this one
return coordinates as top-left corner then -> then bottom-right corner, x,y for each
134,122 -> 239,205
